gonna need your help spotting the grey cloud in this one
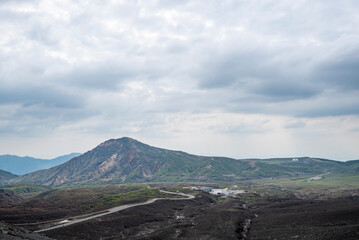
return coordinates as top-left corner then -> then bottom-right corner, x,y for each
0,105 -> 91,136
165,41 -> 189,55
194,49 -> 321,102
297,101 -> 359,117
0,85 -> 83,108
27,25 -> 58,46
315,50 -> 359,90
196,50 -> 274,89
59,66 -> 135,90
260,91 -> 359,118
0,0 -> 359,140
0,9 -> 31,21
252,81 -> 319,101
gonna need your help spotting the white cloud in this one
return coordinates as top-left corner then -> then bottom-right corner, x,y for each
0,0 -> 358,160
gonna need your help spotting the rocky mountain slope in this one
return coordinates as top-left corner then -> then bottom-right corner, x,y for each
10,137 -> 354,187
0,153 -> 81,175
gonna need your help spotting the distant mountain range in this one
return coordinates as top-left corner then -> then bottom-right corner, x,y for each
8,137 -> 359,187
0,153 -> 81,175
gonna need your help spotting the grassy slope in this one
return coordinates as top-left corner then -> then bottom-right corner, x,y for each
66,157 -> 358,186
250,173 -> 359,188
0,184 -> 50,198
123,156 -> 357,184
124,156 -> 340,183
244,159 -> 359,200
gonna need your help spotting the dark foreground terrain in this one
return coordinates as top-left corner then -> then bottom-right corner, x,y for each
1,184 -> 359,240
247,196 -> 359,240
43,192 -> 253,240
42,194 -> 359,240
0,221 -> 53,240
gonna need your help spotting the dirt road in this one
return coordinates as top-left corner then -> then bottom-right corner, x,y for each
35,190 -> 194,233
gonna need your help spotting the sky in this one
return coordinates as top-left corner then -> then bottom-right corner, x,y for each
0,0 -> 359,161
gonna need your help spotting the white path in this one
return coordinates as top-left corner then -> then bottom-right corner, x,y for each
35,190 -> 194,233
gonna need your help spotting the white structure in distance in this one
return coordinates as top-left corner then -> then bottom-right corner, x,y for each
191,186 -> 247,197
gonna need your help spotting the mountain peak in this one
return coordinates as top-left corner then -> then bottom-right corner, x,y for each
102,137 -> 136,143
98,137 -> 146,149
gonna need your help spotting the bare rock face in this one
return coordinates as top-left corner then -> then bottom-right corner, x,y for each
98,154 -> 117,174
51,176 -> 68,186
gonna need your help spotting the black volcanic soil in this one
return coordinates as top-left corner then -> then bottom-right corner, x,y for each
247,196 -> 359,240
0,190 -> 24,206
2,187 -> 359,240
0,221 -> 53,240
44,193 -> 254,240
42,194 -> 359,240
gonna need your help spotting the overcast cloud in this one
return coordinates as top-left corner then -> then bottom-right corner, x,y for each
1,0 -> 358,160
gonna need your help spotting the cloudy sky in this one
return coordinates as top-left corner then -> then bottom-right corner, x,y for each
1,0 -> 358,160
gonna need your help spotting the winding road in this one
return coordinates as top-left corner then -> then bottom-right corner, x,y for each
35,190 -> 194,233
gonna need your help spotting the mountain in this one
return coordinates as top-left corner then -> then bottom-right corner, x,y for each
0,153 -> 81,175
0,169 -> 17,184
11,137 -> 354,187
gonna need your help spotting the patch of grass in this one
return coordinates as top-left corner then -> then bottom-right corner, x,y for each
0,184 -> 51,198
99,188 -> 180,207
246,174 -> 359,200
159,186 -> 193,194
253,174 -> 359,189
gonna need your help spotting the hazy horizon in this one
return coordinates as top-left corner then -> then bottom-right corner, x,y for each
1,136 -> 357,162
